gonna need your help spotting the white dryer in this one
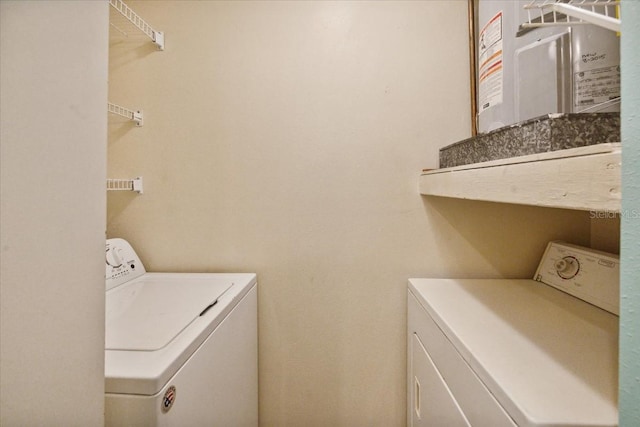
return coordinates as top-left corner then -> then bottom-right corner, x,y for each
104,238 -> 258,427
408,242 -> 619,427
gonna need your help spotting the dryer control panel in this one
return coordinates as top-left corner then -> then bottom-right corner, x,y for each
535,241 -> 619,315
106,238 -> 146,291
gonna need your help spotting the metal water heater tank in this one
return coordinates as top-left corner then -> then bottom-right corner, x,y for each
477,0 -> 620,133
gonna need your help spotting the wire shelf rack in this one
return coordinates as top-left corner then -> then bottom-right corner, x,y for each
106,177 -> 144,194
109,0 -> 164,50
522,0 -> 620,33
108,102 -> 143,127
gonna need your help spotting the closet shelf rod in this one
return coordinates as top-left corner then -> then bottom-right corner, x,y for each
108,102 -> 143,126
109,0 -> 164,50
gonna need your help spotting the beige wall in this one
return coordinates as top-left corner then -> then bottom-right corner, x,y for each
0,1 -> 108,425
107,1 -> 591,425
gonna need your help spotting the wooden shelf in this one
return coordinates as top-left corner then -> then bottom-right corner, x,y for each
419,143 -> 621,212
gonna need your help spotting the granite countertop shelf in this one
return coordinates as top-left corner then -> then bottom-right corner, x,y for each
439,113 -> 620,168
419,143 -> 621,212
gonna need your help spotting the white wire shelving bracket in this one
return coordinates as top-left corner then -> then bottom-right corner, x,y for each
522,0 -> 620,33
107,177 -> 144,194
108,102 -> 143,126
109,0 -> 165,50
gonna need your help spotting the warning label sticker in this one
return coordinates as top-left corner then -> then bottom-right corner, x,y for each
574,66 -> 621,108
478,11 -> 503,113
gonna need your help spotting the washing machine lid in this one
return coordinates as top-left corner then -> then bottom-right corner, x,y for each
104,272 -> 257,396
106,274 -> 232,351
409,278 -> 619,427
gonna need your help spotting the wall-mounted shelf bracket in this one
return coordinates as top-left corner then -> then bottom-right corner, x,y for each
109,0 -> 165,50
107,177 -> 144,194
108,102 -> 143,126
522,0 -> 620,33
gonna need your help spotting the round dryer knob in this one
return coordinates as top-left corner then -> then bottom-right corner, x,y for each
106,248 -> 123,268
554,256 -> 580,279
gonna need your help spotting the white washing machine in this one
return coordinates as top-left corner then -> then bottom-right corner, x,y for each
104,238 -> 258,427
408,242 -> 619,427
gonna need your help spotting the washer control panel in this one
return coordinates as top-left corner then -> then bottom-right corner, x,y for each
535,241 -> 619,315
106,238 -> 146,291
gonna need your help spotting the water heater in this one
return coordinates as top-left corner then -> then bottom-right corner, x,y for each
477,0 -> 620,133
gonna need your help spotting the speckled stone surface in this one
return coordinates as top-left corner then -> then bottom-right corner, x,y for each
439,113 -> 620,168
